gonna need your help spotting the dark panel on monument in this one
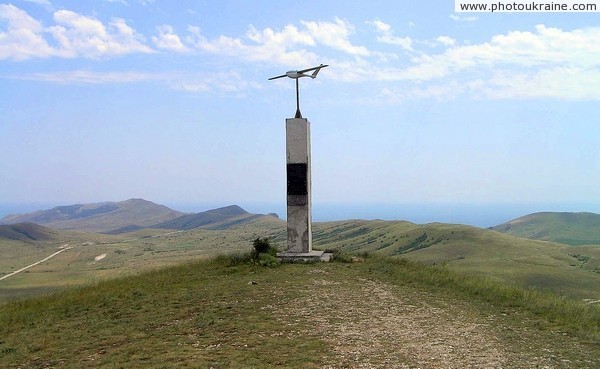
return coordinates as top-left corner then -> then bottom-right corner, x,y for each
287,163 -> 308,196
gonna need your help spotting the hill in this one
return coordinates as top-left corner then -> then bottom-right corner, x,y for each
491,211 -> 600,245
312,220 -> 600,299
1,256 -> 598,368
151,205 -> 277,231
0,223 -> 59,243
0,199 -> 185,233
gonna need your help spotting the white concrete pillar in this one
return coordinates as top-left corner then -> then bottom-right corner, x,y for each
286,117 -> 312,253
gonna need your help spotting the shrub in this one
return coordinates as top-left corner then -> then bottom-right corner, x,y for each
251,237 -> 279,263
253,237 -> 272,254
257,253 -> 279,268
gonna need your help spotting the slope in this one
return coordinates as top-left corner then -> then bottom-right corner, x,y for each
0,257 -> 598,368
152,204 -> 247,229
0,216 -> 285,303
312,220 -> 600,300
0,223 -> 60,243
151,205 -> 277,231
0,199 -> 185,233
491,211 -> 600,245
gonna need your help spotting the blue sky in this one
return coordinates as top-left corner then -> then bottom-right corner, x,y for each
1,0 -> 600,217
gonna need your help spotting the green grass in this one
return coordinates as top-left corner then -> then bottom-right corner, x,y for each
1,254 -> 599,368
0,257 -> 326,368
0,255 -> 600,368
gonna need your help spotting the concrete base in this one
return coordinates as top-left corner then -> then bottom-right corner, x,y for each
277,250 -> 332,262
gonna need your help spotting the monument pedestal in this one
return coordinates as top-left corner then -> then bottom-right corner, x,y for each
277,250 -> 332,262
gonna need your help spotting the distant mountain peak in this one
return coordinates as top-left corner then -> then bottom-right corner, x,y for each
0,199 -> 184,233
210,205 -> 248,214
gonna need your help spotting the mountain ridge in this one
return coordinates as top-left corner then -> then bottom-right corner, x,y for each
0,200 -> 278,234
0,198 -> 185,233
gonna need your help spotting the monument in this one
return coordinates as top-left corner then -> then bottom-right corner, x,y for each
269,64 -> 331,261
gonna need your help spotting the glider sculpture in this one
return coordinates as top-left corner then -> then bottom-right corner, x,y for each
269,64 -> 329,118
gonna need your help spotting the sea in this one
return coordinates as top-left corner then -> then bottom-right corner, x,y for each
2,202 -> 599,229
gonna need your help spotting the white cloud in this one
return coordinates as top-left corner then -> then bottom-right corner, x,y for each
13,70 -> 159,84
369,20 -> 413,51
328,24 -> 600,101
187,18 -> 370,66
435,36 -> 455,46
409,24 -> 600,79
187,24 -> 319,66
152,25 -> 189,52
450,14 -> 478,22
3,7 -> 599,101
10,69 -> 262,96
48,10 -> 153,58
172,71 -> 262,95
482,68 -> 600,100
301,18 -> 370,56
1,5 -> 153,60
0,4 -> 55,60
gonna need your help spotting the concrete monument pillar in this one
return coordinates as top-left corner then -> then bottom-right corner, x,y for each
269,64 -> 331,261
286,117 -> 312,253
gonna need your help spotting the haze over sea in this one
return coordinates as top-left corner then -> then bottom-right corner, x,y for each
4,201 -> 600,229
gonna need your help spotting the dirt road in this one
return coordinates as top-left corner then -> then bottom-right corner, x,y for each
0,245 -> 72,282
274,267 -> 596,368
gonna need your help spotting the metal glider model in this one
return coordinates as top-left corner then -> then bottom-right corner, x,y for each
269,64 -> 329,118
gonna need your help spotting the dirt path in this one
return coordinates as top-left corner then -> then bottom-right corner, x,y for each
0,245 -> 72,282
275,267 -> 563,368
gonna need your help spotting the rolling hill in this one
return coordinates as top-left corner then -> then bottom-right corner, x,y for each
0,198 -> 185,233
1,200 -> 279,235
312,220 -> 600,299
491,211 -> 600,245
0,223 -> 60,243
152,205 -> 277,231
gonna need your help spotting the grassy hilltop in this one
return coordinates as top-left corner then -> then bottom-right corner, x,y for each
1,255 -> 599,368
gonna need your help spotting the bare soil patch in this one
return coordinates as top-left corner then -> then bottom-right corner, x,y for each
275,267 -> 584,368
